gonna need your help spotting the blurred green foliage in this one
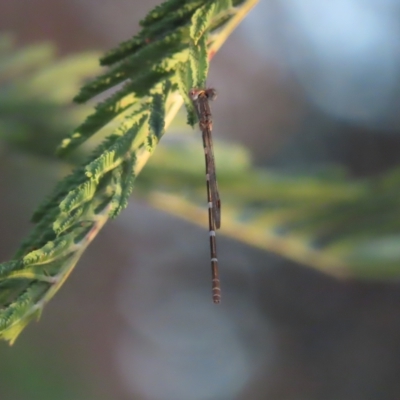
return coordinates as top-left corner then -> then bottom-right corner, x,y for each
0,34 -> 101,162
141,137 -> 400,278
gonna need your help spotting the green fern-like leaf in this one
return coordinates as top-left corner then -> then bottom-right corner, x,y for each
22,235 -> 75,266
175,61 -> 197,125
59,179 -> 98,213
53,205 -> 87,235
0,283 -> 47,345
190,1 -> 216,44
100,0 -> 204,65
149,92 -> 166,140
0,261 -> 22,278
84,113 -> 149,180
33,135 -> 121,222
140,0 -> 192,28
0,0 -> 259,344
74,33 -> 186,103
109,155 -> 137,218
189,35 -> 209,87
214,0 -> 233,15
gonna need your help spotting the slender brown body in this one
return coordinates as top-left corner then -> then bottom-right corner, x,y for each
189,88 -> 221,304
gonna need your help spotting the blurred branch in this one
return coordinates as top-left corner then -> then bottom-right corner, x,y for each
140,138 -> 400,279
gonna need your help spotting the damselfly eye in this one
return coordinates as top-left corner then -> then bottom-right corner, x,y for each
189,88 -> 199,100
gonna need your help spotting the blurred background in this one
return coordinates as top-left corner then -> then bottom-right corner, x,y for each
1,0 -> 400,399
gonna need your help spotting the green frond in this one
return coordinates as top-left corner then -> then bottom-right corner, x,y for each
99,36 -> 144,67
0,261 -> 22,277
149,92 -> 166,140
130,66 -> 175,97
33,135 -> 121,222
163,79 -> 174,98
87,133 -> 125,159
0,283 -> 47,345
175,61 -> 197,125
214,0 -> 233,15
17,211 -> 60,258
109,156 -> 137,218
189,35 -> 209,87
147,90 -> 166,152
59,179 -> 98,213
140,14 -> 191,43
140,0 -> 193,28
176,60 -> 192,94
58,77 -> 153,156
208,10 -> 234,32
0,0 -> 259,343
188,45 -> 200,87
53,206 -> 87,235
59,66 -> 175,156
31,172 -> 87,223
84,113 -> 149,181
100,0 -> 206,69
100,10 -> 194,67
197,36 -> 209,87
32,143 -> 120,226
190,1 -> 216,44
232,0 -> 248,5
107,165 -> 124,217
140,0 -> 211,28
74,32 -> 186,103
22,235 -> 75,266
117,156 -> 137,214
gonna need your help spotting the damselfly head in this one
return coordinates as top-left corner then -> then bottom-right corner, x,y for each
189,88 -> 201,100
189,88 -> 217,101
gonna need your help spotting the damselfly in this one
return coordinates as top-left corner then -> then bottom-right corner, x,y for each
189,88 -> 221,304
